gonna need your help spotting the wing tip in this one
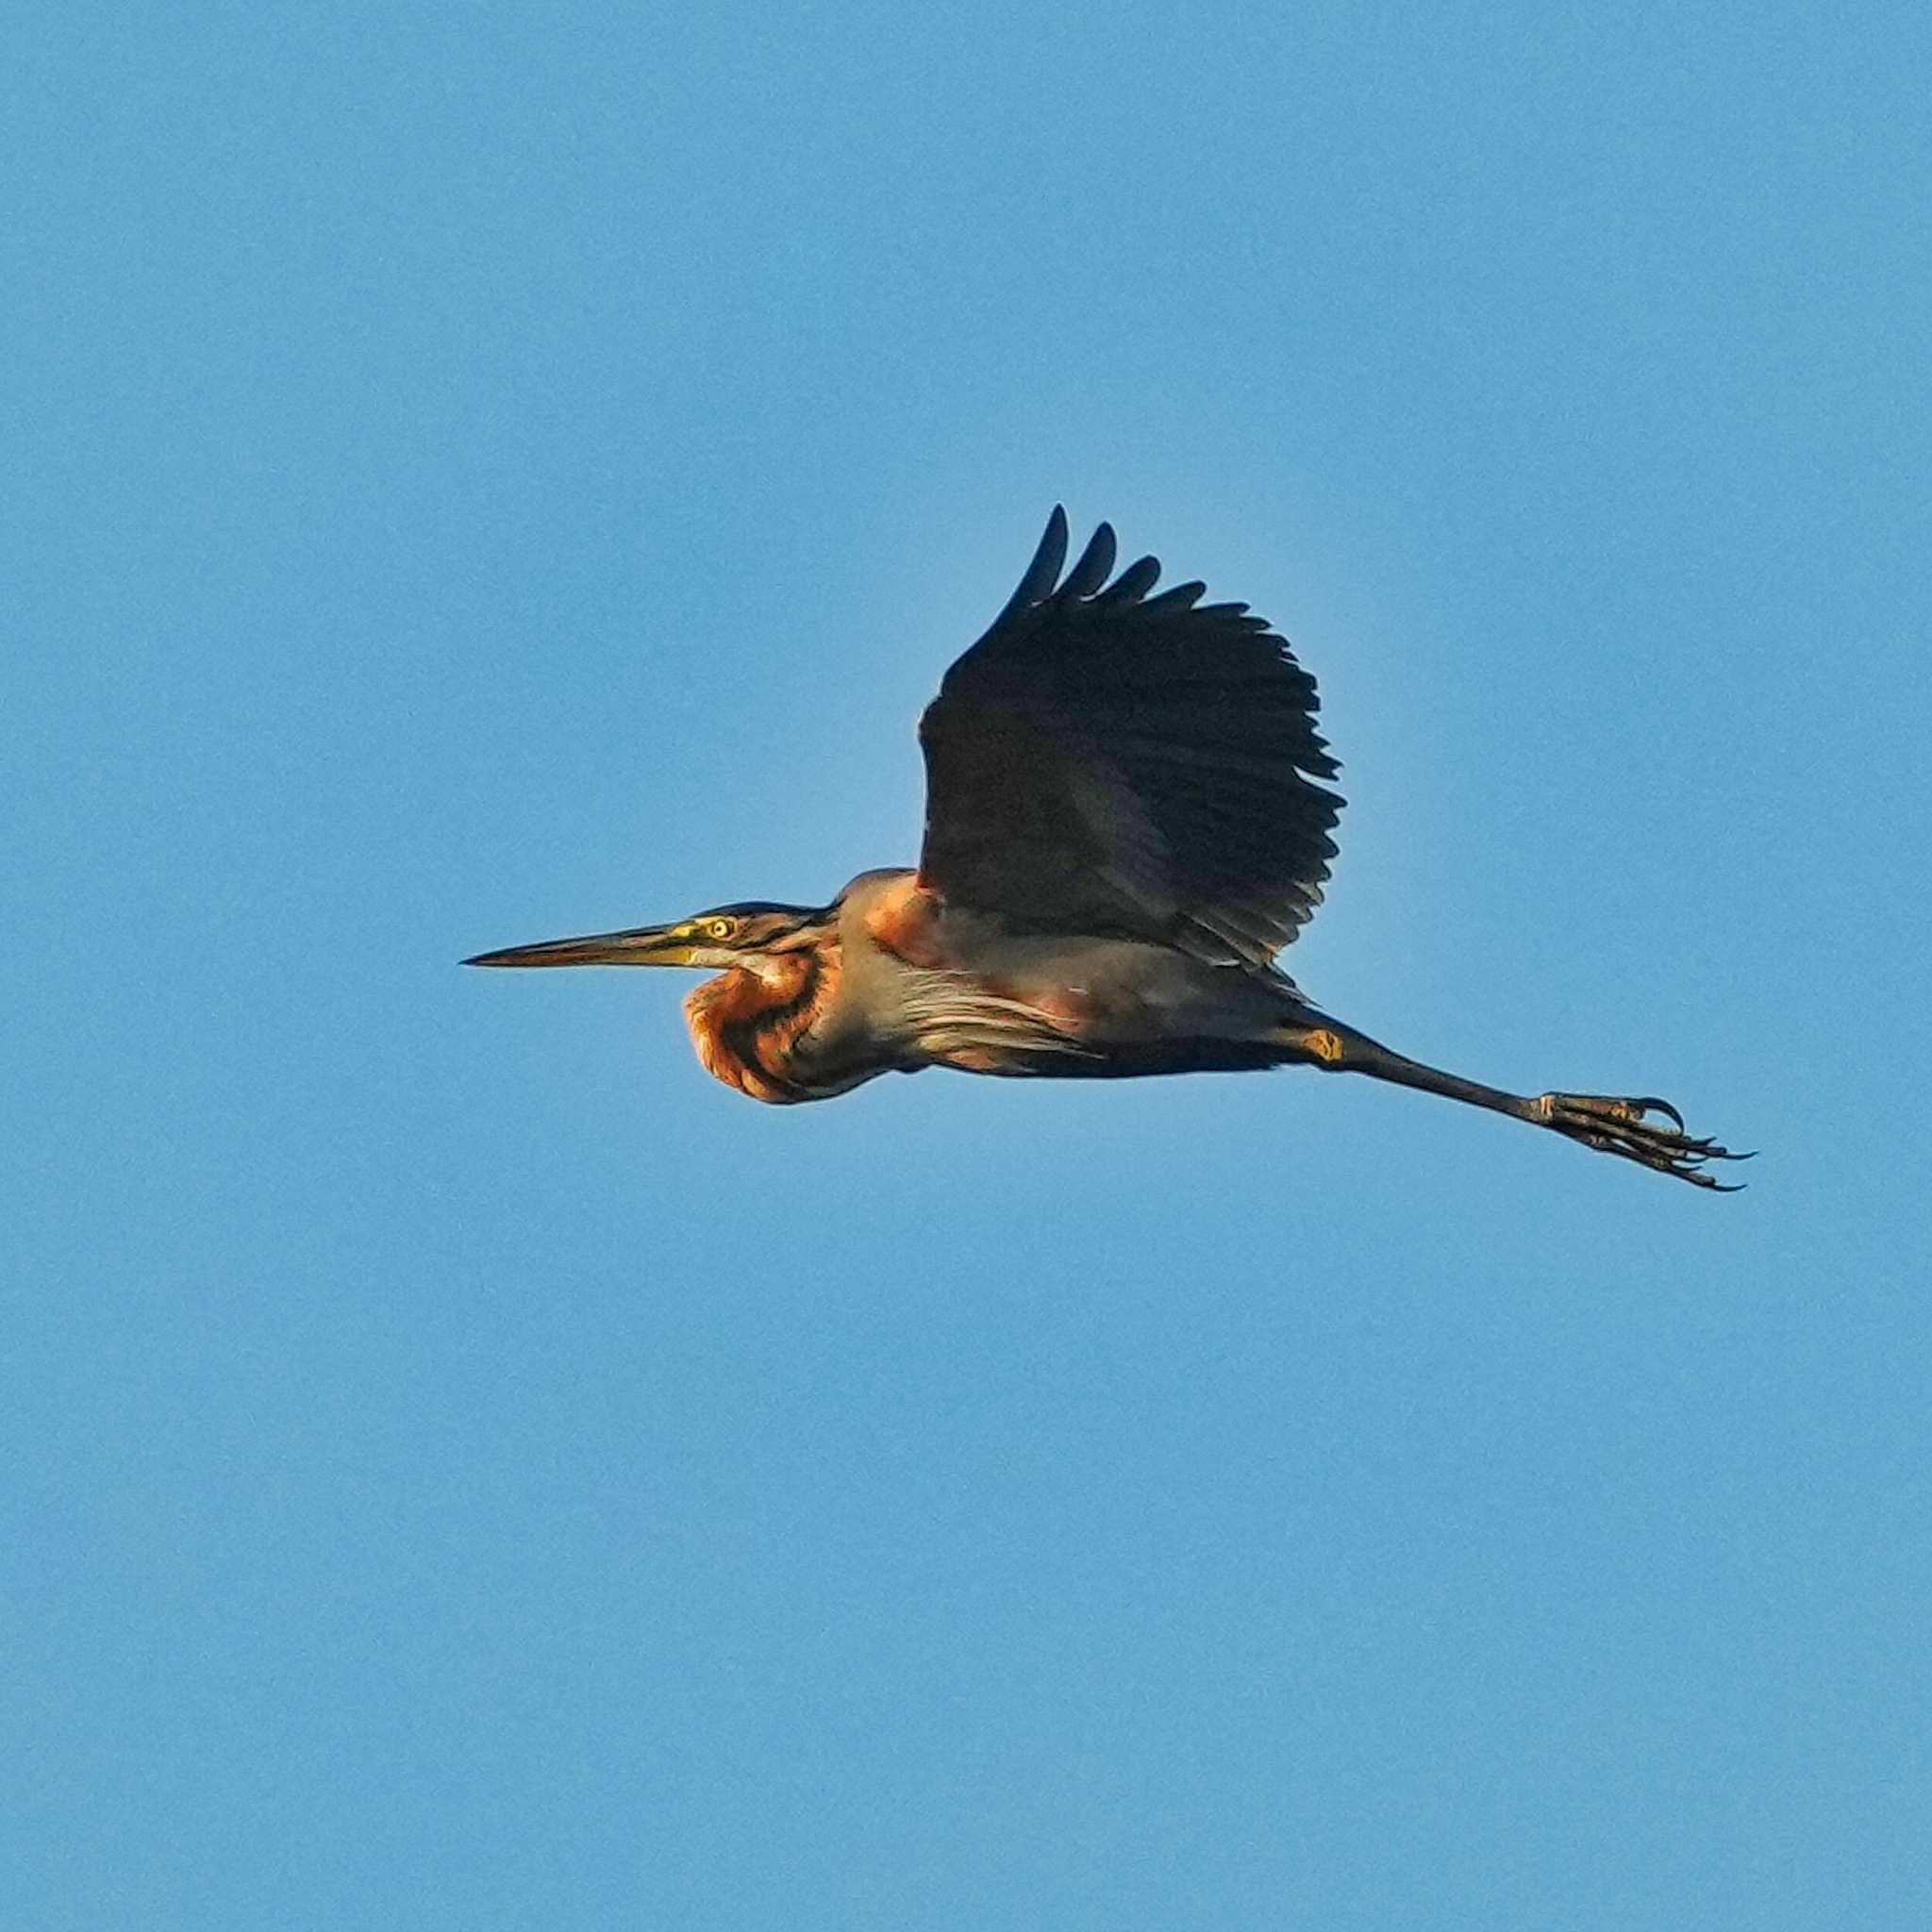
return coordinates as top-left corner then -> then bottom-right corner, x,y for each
991,507 -> 1070,625
1059,520 -> 1118,600
988,507 -> 1143,631
997,508 -> 1189,621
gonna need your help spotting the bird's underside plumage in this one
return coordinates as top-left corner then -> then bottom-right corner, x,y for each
467,509 -> 1748,1187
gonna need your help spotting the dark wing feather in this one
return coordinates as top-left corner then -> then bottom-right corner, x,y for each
916,508 -> 1342,965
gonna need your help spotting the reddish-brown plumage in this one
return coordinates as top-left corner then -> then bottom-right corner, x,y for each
862,876 -> 947,969
683,948 -> 840,1103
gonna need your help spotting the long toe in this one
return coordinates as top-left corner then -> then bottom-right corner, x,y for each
1538,1091 -> 1753,1190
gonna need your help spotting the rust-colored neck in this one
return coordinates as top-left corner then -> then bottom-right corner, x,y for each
683,943 -> 840,1104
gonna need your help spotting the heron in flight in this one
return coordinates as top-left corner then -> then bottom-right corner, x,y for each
469,509 -> 1742,1187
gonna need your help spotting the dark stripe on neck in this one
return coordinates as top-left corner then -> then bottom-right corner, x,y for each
718,950 -> 825,1099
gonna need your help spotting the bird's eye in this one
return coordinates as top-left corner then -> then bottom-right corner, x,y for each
705,918 -> 736,941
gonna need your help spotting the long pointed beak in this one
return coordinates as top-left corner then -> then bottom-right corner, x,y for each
462,923 -> 700,969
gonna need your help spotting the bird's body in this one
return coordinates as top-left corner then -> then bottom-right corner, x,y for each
679,869 -> 1307,1105
470,510 -> 1743,1186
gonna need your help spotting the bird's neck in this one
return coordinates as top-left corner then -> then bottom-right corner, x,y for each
683,945 -> 841,1104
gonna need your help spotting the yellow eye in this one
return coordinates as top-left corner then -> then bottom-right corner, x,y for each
705,918 -> 736,941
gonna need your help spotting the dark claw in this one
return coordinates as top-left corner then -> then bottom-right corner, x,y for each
1538,1091 -> 1751,1190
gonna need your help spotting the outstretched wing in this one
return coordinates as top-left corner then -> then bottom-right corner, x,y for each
916,508 -> 1342,967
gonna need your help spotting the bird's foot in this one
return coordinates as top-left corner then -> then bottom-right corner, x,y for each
1533,1092 -> 1752,1190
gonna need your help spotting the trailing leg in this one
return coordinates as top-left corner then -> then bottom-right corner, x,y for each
1279,1015 -> 1748,1190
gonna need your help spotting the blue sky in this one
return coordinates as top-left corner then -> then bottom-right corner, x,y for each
7,4 -> 1928,1926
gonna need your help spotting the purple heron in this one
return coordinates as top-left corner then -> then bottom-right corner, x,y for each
468,509 -> 1742,1187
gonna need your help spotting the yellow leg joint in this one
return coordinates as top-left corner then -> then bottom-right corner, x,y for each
1306,1027 -> 1345,1065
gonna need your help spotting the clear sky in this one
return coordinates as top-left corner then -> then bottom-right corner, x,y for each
7,4 -> 1928,1927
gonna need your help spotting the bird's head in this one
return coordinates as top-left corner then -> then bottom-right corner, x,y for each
464,900 -> 829,974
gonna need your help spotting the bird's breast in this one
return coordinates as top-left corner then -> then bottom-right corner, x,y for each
683,951 -> 855,1104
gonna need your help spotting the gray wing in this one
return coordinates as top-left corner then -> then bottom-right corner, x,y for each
916,508 -> 1342,967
